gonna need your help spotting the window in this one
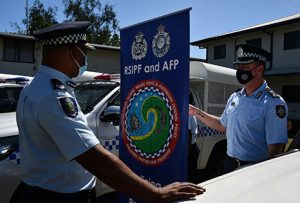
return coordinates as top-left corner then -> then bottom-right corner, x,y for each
0,86 -> 23,113
75,82 -> 119,114
214,44 -> 226,59
246,38 -> 262,47
109,90 -> 120,106
282,86 -> 300,103
3,38 -> 34,63
284,30 -> 300,50
189,90 -> 196,106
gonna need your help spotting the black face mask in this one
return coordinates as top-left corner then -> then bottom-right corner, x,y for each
235,66 -> 258,85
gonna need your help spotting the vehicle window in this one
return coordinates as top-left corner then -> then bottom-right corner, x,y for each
0,135 -> 19,149
75,82 -> 118,114
190,81 -> 204,109
189,90 -> 196,106
109,90 -> 120,106
0,87 -> 23,113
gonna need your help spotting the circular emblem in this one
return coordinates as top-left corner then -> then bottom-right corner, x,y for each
121,80 -> 180,166
152,25 -> 170,58
241,73 -> 248,80
237,46 -> 244,57
131,32 -> 147,60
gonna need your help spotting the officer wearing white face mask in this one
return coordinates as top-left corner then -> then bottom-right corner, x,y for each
14,21 -> 205,203
189,44 -> 288,174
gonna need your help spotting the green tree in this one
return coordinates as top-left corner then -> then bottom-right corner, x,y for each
25,0 -> 58,35
63,0 -> 120,46
12,0 -> 58,35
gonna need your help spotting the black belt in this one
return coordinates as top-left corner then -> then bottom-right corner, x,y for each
19,182 -> 96,203
226,155 -> 253,167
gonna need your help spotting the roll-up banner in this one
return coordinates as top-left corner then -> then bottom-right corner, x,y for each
119,8 -> 191,203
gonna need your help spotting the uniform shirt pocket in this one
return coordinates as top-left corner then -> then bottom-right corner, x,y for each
247,110 -> 264,130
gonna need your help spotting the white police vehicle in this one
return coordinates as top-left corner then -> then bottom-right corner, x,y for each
0,75 -> 32,203
0,74 -> 32,141
0,61 -> 240,202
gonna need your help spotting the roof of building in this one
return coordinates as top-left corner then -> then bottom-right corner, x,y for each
265,66 -> 300,76
191,13 -> 300,47
0,32 -> 35,41
0,32 -> 120,51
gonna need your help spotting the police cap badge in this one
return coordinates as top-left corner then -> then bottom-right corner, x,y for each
233,44 -> 271,65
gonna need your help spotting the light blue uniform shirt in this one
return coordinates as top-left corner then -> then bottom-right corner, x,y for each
16,65 -> 100,193
220,81 -> 288,161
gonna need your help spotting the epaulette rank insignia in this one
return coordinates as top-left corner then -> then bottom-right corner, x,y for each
51,79 -> 66,91
66,81 -> 77,88
265,87 -> 280,98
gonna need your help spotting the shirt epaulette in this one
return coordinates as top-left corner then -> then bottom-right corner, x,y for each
66,81 -> 77,88
265,86 -> 280,98
51,79 -> 66,91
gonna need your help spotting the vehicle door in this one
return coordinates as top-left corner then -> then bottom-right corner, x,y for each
96,90 -> 120,157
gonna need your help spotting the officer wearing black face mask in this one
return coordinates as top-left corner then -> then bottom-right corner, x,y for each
234,44 -> 270,84
189,44 -> 288,174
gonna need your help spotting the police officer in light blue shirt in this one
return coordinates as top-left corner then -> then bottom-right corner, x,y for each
189,44 -> 288,174
14,21 -> 205,203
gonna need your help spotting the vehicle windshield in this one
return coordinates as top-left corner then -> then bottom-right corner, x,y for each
0,86 -> 23,113
75,81 -> 119,114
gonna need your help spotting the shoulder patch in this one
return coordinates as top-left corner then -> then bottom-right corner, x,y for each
51,79 -> 66,91
276,105 -> 286,119
58,97 -> 78,118
265,87 -> 280,98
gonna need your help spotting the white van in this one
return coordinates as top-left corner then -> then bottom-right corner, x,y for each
189,60 -> 241,180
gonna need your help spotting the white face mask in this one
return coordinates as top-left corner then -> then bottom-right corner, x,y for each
78,56 -> 88,77
72,46 -> 88,77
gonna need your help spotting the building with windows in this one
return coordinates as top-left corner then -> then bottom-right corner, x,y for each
0,33 -> 39,76
0,33 -> 120,76
191,13 -> 300,130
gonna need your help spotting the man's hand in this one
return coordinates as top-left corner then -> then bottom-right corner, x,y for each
189,104 -> 200,116
156,182 -> 206,203
189,104 -> 226,133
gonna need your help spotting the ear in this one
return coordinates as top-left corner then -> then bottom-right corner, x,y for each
256,64 -> 264,74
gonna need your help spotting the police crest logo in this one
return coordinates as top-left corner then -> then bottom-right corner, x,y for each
276,105 -> 286,119
121,80 -> 180,166
58,97 -> 78,118
152,25 -> 170,58
237,46 -> 244,57
131,32 -> 147,60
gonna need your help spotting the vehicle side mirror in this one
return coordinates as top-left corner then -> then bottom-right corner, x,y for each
100,105 -> 120,125
0,145 -> 16,161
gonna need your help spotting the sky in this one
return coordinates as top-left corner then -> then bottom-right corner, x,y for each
1,0 -> 300,58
